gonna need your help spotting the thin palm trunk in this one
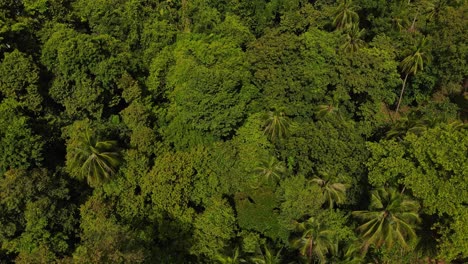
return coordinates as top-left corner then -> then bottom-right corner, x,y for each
409,14 -> 418,32
396,73 -> 409,113
182,0 -> 190,32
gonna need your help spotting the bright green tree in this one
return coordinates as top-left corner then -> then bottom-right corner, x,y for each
352,188 -> 421,252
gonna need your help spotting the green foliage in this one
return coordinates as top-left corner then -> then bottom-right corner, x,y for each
41,24 -> 133,118
73,193 -> 145,263
156,34 -> 257,148
0,49 -> 42,111
0,1 -> 466,263
403,124 -> 468,216
0,99 -> 43,173
235,187 -> 288,242
277,175 -> 323,223
0,169 -> 76,259
282,120 -> 368,179
191,197 -> 236,259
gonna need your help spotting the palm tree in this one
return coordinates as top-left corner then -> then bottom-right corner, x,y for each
352,188 -> 421,253
68,129 -> 122,186
263,111 -> 291,141
314,102 -> 341,120
335,240 -> 366,264
292,217 -> 337,263
251,244 -> 282,264
396,37 -> 429,113
386,111 -> 429,139
311,176 -> 348,209
215,248 -> 245,264
333,0 -> 359,30
340,24 -> 366,53
253,157 -> 286,184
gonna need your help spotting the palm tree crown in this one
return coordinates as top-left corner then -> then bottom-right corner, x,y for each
251,244 -> 282,264
263,111 -> 291,141
292,217 -> 337,263
253,157 -> 286,184
352,188 -> 421,253
333,0 -> 359,30
400,37 -> 429,76
311,177 -> 348,209
340,24 -> 366,53
68,129 -> 122,186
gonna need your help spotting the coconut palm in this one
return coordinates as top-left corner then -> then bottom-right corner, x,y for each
340,24 -> 366,53
251,244 -> 282,264
68,129 -> 122,186
311,176 -> 348,209
263,111 -> 291,141
292,217 -> 338,263
333,0 -> 359,30
352,188 -> 421,253
253,157 -> 286,184
396,37 -> 429,113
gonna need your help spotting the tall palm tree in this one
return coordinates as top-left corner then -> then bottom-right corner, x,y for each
352,188 -> 421,253
292,217 -> 337,263
340,24 -> 366,53
253,157 -> 286,184
311,176 -> 348,209
263,111 -> 291,141
333,0 -> 359,30
68,129 -> 122,186
396,37 -> 429,113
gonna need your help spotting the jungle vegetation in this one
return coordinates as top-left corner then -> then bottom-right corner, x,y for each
0,0 -> 467,263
